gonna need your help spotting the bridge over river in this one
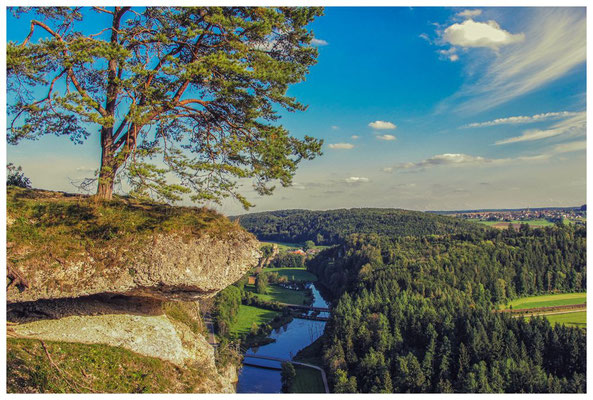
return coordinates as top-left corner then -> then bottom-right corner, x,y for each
242,354 -> 329,393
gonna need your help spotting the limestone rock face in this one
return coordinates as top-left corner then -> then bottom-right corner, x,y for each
9,296 -> 238,393
8,230 -> 260,304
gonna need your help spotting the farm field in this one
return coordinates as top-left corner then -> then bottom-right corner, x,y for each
477,219 -> 555,229
544,311 -> 586,329
501,292 -> 586,310
264,267 -> 318,282
229,305 -> 280,336
246,284 -> 310,305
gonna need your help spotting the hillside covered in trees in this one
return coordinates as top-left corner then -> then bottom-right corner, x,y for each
307,224 -> 586,393
234,208 -> 487,245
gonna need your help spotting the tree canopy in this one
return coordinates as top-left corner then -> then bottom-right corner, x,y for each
7,6 -> 323,207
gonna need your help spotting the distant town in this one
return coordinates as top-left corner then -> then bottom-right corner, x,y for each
433,205 -> 586,227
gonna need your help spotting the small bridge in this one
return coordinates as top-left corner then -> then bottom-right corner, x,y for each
242,354 -> 329,393
279,303 -> 330,313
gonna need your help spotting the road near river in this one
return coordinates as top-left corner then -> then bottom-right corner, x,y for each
236,284 -> 330,393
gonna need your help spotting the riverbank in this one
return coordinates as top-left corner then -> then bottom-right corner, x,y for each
234,282 -> 330,393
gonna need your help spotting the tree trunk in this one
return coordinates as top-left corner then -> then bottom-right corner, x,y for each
96,127 -> 116,200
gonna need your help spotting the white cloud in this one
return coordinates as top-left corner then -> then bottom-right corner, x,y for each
369,120 -> 397,130
331,125 -> 340,130
465,111 -> 578,128
419,33 -> 431,43
376,134 -> 397,141
443,19 -> 524,50
351,135 -> 360,139
442,8 -> 586,113
311,38 -> 328,46
328,143 -> 354,149
457,9 -> 482,18
345,176 -> 370,183
552,140 -> 586,154
396,153 -> 491,171
495,111 -> 585,145
382,167 -> 393,173
438,48 -> 459,62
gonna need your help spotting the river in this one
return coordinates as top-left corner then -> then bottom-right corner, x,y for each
235,284 -> 329,393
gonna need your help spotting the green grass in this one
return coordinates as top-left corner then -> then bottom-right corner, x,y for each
7,338 -> 209,393
293,336 -> 324,367
290,366 -> 325,393
246,284 -> 309,305
264,267 -> 318,282
544,311 -> 586,328
229,305 -> 280,336
7,186 -> 238,276
501,293 -> 586,310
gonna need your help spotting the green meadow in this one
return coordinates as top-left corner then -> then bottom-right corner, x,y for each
264,267 -> 318,282
229,305 -> 280,336
501,292 -> 586,310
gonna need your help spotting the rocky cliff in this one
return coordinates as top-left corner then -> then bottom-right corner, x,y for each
7,187 -> 260,393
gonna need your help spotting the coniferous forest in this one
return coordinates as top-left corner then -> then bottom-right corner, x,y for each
305,223 -> 586,393
234,208 -> 487,245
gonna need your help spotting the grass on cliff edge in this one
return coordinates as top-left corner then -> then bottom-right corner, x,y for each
7,338 -> 210,393
7,186 -> 240,268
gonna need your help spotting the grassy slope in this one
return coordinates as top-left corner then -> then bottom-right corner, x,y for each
544,311 -> 587,329
291,337 -> 325,393
290,366 -> 325,393
7,338 -> 207,393
264,267 -> 318,282
246,284 -> 308,305
501,293 -> 586,310
229,305 -> 280,336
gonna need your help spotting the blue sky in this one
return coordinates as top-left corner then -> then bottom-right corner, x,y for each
6,7 -> 587,214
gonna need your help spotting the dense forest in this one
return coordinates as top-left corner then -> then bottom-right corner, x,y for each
233,208 -> 486,245
308,224 -> 586,393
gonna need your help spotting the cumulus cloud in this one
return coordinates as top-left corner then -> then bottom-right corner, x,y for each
443,19 -> 525,50
457,9 -> 482,18
311,38 -> 329,46
441,8 -> 586,113
369,120 -> 397,130
382,167 -> 394,173
351,135 -> 360,139
328,143 -> 354,149
376,134 -> 397,141
465,111 -> 579,128
331,125 -> 340,130
345,176 -> 370,183
438,48 -> 459,62
495,111 -> 585,145
388,141 -> 584,173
